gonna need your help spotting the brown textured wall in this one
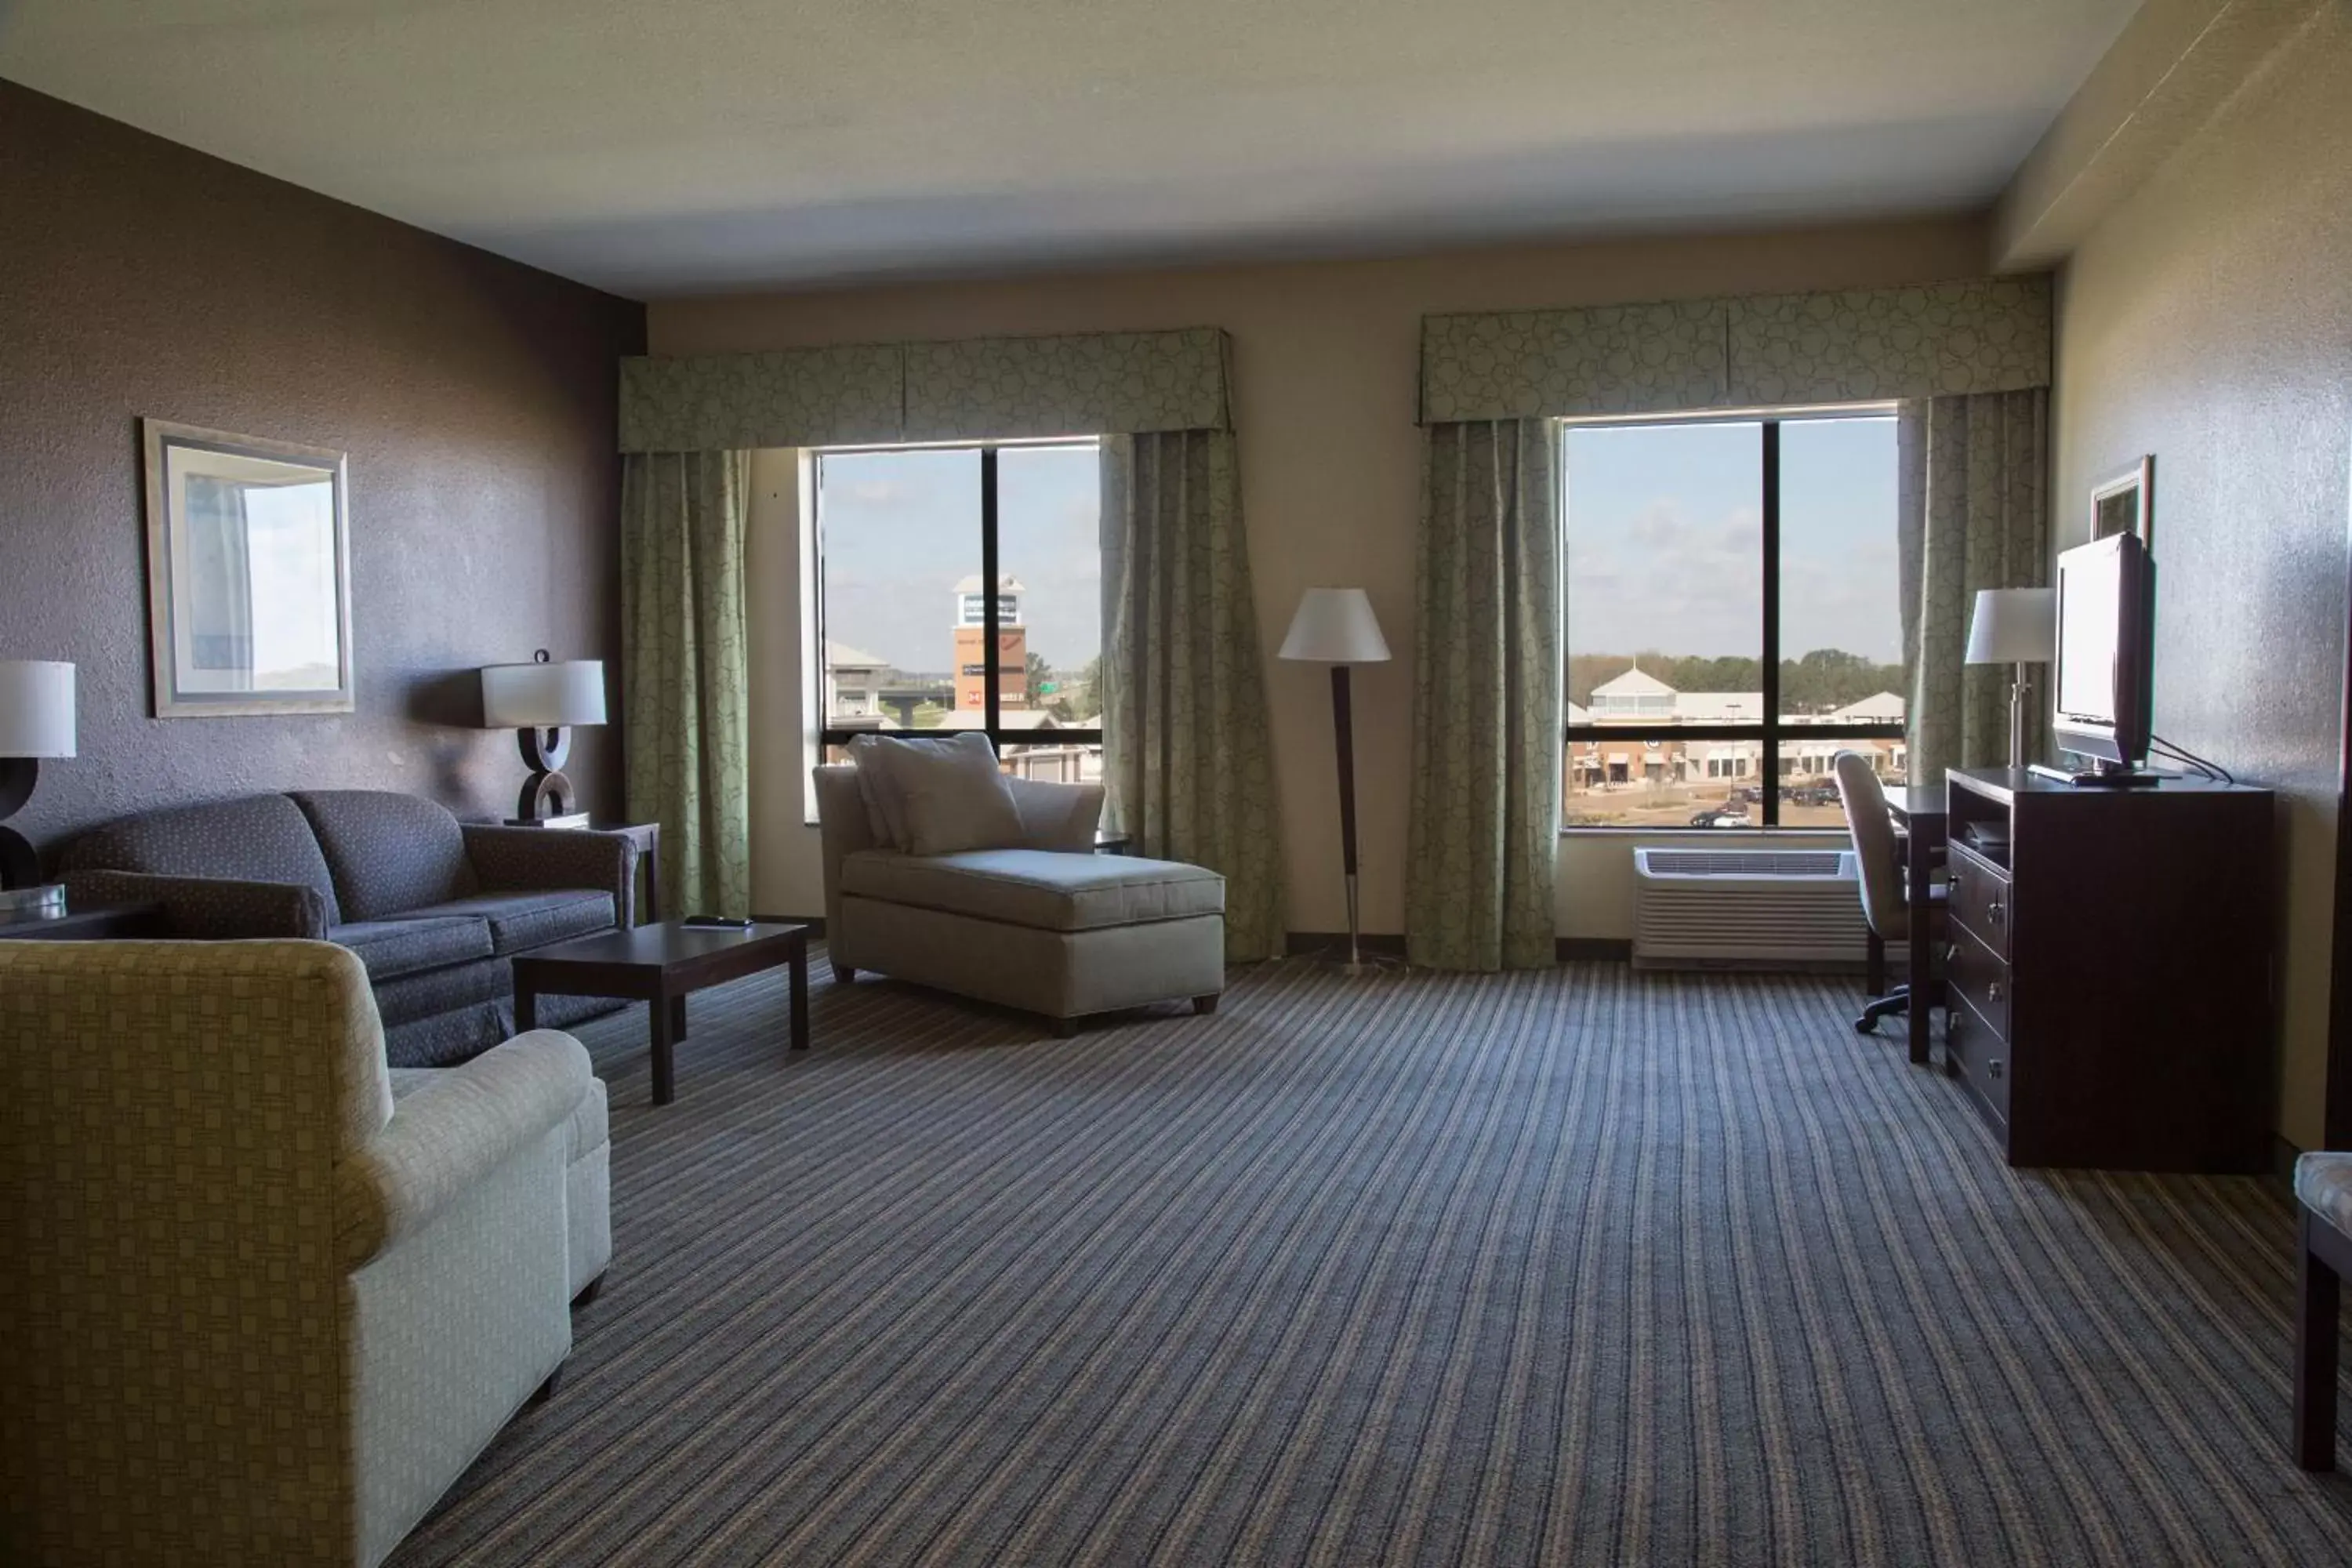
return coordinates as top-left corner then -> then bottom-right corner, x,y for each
2049,2 -> 2352,1147
0,82 -> 644,856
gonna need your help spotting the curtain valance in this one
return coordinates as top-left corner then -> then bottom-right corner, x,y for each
619,327 -> 1232,452
1418,275 -> 2050,423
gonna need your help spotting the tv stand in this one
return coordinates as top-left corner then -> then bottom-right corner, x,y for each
1942,767 -> 2274,1171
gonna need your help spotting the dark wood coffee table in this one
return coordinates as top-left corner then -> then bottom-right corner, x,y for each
511,919 -> 809,1105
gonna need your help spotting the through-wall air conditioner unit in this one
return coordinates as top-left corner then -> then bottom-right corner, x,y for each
1632,848 -> 1867,971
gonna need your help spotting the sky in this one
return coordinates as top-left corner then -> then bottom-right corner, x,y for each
818,443 -> 1101,675
817,417 -> 1902,677
1564,416 -> 1901,664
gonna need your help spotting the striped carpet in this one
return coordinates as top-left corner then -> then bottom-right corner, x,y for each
390,956 -> 2352,1566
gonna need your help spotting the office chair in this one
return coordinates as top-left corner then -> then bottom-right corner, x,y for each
1833,750 -> 1945,1036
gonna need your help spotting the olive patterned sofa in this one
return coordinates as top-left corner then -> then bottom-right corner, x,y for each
58,790 -> 636,1067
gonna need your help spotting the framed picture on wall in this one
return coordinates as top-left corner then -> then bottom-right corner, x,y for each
2090,454 -> 2154,550
141,419 -> 354,717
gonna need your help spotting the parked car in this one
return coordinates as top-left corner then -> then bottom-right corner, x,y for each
1688,808 -> 1749,828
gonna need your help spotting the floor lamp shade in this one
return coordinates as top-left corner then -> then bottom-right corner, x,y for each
1279,588 -> 1392,665
481,652 -> 606,823
0,660 -> 74,894
1279,590 -> 1388,971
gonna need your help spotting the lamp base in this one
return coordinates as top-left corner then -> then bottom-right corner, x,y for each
503,812 -> 592,830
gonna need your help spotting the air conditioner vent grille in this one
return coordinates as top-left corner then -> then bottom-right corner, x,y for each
1632,848 -> 1865,970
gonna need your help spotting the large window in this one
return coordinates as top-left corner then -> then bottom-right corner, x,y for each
1562,410 -> 1906,829
815,441 -> 1102,783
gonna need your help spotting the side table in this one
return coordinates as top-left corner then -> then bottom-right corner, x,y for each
0,902 -> 164,941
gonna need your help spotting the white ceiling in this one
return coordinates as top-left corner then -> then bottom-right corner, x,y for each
0,0 -> 2140,299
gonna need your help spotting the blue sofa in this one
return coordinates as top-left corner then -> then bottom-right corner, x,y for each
58,790 -> 635,1066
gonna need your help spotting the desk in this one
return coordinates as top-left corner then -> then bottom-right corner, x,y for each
1883,784 -> 1946,1066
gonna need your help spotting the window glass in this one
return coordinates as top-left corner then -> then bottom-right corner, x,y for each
1563,421 -> 1762,829
1560,413 -> 1904,829
815,448 -> 978,736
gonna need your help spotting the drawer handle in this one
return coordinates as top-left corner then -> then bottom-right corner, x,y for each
1987,981 -> 2004,1003
1988,900 -> 2006,925
1988,1059 -> 2005,1080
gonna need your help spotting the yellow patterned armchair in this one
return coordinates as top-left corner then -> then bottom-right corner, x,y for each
0,941 -> 593,1567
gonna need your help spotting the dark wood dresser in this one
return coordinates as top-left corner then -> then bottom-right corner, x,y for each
1941,767 -> 2276,1172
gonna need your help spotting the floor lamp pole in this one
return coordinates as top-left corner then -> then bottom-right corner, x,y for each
1330,664 -> 1361,967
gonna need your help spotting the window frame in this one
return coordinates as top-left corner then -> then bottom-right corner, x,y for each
812,437 -> 1104,755
1559,404 -> 1906,832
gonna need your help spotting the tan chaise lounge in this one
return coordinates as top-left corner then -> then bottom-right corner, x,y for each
814,765 -> 1225,1031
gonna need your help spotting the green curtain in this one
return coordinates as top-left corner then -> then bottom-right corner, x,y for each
1897,390 -> 2050,786
1099,430 -> 1285,961
621,451 -> 752,918
1406,419 -> 1560,971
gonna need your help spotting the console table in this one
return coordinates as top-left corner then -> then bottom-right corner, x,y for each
1941,767 -> 2274,1171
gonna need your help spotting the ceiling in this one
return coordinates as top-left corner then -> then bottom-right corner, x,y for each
0,0 -> 2140,299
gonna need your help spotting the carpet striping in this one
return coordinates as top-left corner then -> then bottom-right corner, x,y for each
390,956 -> 2352,1566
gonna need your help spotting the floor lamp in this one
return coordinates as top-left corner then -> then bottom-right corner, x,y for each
1279,588 -> 1390,971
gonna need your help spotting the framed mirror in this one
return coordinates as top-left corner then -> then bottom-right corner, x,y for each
142,419 -> 354,717
2089,454 -> 2154,550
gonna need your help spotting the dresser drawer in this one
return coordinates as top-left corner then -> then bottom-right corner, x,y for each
1945,994 -> 2012,1131
1947,926 -> 2011,1041
1947,847 -> 2013,959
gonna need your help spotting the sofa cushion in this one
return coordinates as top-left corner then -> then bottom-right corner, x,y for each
330,916 -> 494,981
56,793 -> 343,923
290,790 -> 479,923
840,848 -> 1225,934
389,890 -> 615,955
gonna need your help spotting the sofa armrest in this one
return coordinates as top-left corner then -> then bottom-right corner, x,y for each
57,869 -> 329,939
463,825 -> 637,925
1007,779 -> 1105,854
333,1029 -> 591,1269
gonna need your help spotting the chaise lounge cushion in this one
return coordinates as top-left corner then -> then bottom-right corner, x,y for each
839,848 -> 1225,934
390,890 -> 616,955
331,916 -> 495,981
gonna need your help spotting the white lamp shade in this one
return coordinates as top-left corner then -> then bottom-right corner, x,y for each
1965,588 -> 2057,665
1279,588 -> 1391,664
0,661 -> 75,758
481,659 -> 607,728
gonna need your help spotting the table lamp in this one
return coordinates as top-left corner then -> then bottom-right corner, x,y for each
0,660 -> 76,902
1279,588 -> 1391,971
481,651 -> 606,827
1965,588 -> 2056,771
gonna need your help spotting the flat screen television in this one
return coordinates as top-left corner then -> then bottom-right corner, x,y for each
2051,532 -> 2155,769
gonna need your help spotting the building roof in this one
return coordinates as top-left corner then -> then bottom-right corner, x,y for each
927,708 -> 1062,731
1565,701 -> 1592,726
1671,691 -> 1764,722
951,575 -> 1025,595
1824,691 -> 1907,721
1591,667 -> 1675,699
825,640 -> 889,670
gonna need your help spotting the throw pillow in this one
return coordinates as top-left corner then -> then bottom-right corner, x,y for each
844,735 -> 902,847
877,732 -> 1026,856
